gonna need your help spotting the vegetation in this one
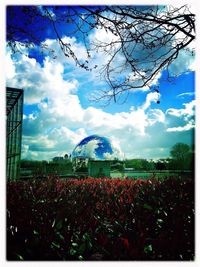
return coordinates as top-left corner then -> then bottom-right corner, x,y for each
20,159 -> 72,178
125,159 -> 155,171
7,175 -> 194,260
170,143 -> 194,170
124,143 -> 194,171
20,142 -> 194,179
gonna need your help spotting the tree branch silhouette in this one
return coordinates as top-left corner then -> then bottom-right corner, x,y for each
7,5 -> 195,104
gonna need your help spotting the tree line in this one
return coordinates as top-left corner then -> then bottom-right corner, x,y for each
124,142 -> 194,171
20,142 -> 194,174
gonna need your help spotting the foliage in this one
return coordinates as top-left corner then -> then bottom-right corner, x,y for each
124,142 -> 195,171
20,160 -> 47,169
7,175 -> 194,260
20,160 -> 47,178
155,161 -> 166,170
111,160 -> 124,172
20,159 -> 73,178
125,159 -> 155,170
170,143 -> 194,170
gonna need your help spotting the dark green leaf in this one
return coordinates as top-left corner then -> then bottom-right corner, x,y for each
144,244 -> 153,253
16,254 -> 24,260
55,220 -> 63,230
88,241 -> 93,249
143,203 -> 153,211
83,232 -> 90,241
72,242 -> 78,247
56,232 -> 64,240
70,248 -> 77,255
51,242 -> 60,249
78,243 -> 86,254
33,230 -> 39,235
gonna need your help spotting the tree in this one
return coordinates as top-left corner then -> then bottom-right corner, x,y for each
125,158 -> 155,171
7,5 -> 195,104
170,143 -> 192,170
155,161 -> 166,170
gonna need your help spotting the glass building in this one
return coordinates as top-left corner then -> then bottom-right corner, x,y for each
6,87 -> 24,180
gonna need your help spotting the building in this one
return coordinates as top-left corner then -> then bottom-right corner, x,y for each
88,160 -> 111,178
71,135 -> 119,178
6,87 -> 24,180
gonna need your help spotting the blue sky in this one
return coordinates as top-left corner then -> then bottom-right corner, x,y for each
6,5 -> 195,160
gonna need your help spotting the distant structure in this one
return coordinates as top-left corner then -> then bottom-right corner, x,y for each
64,154 -> 69,159
52,155 -> 70,162
88,160 -> 111,178
6,87 -> 24,180
71,135 -> 117,178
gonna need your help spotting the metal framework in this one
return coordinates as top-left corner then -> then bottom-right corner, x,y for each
6,87 -> 24,180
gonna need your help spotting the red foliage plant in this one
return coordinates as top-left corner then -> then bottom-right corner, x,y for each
7,176 -> 194,261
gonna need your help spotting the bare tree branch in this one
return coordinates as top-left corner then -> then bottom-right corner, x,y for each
7,5 -> 195,104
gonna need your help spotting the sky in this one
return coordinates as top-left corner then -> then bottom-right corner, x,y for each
5,5 -> 195,161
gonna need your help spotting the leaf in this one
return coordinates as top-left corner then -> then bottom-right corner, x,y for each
143,203 -> 153,211
144,244 -> 153,253
157,218 -> 163,224
16,254 -> 24,260
82,232 -> 90,241
163,211 -> 168,217
72,242 -> 78,247
88,241 -> 93,250
69,248 -> 77,256
33,230 -> 39,235
55,220 -> 63,230
56,232 -> 64,240
120,237 -> 129,250
78,243 -> 86,254
114,220 -> 122,227
51,242 -> 60,249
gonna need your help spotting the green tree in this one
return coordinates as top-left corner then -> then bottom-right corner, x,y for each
170,143 -> 192,170
125,159 -> 155,171
155,161 -> 166,170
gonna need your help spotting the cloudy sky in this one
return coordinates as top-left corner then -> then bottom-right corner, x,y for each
6,5 -> 195,161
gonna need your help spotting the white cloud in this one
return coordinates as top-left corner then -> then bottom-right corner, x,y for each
6,51 -> 15,79
49,127 -> 87,147
166,100 -> 195,120
73,139 -> 100,159
6,36 -> 195,160
142,92 -> 160,110
168,48 -> 195,76
22,127 -> 88,160
89,7 -> 194,95
89,27 -> 120,51
177,92 -> 195,98
166,100 -> 195,132
147,109 -> 165,125
166,122 -> 194,132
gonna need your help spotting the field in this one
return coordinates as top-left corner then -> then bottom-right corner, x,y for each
110,170 -> 192,179
111,171 -> 179,179
7,175 -> 194,261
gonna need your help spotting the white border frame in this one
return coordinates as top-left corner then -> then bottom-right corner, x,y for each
1,1 -> 199,266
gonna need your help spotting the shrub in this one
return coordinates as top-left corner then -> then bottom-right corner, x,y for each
7,176 -> 194,260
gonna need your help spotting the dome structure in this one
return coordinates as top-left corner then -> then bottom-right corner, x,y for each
71,135 -> 121,161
